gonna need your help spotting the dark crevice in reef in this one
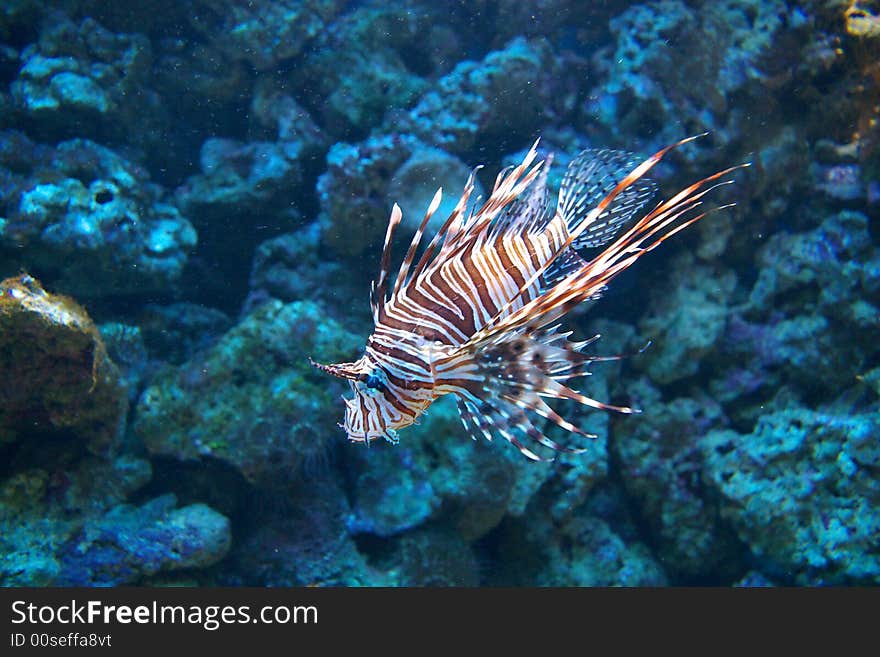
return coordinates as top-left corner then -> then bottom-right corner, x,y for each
131,455 -> 252,525
604,426 -> 750,587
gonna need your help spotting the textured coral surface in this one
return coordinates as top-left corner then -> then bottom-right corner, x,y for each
0,0 -> 877,586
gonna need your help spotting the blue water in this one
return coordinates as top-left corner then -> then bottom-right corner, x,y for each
0,0 -> 877,587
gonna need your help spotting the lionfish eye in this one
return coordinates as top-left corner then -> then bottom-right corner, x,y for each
363,372 -> 386,392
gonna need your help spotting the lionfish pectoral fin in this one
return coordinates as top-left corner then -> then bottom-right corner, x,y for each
446,327 -> 629,461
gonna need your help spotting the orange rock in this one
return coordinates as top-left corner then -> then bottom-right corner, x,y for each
0,273 -> 127,453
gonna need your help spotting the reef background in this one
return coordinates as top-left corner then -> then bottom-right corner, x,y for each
1,0 -> 878,586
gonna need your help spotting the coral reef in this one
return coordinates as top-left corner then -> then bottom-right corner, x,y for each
0,275 -> 231,586
0,447 -> 232,586
316,133 -> 423,259
1,455 -> 150,586
701,407 -> 880,584
372,525 -> 481,586
317,135 -> 487,261
493,484 -> 668,586
55,495 -> 230,586
0,131 -> 196,298
292,6 -> 431,138
612,379 -> 742,581
589,0 -> 809,151
175,136 -> 322,222
397,37 -> 560,155
245,225 -> 349,313
10,14 -> 163,146
134,300 -> 360,487
187,0 -> 345,72
225,477 -> 386,586
1,0 -> 877,587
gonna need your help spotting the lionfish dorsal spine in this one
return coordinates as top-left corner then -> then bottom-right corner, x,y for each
372,203 -> 402,323
410,167 -> 480,280
390,187 -> 444,302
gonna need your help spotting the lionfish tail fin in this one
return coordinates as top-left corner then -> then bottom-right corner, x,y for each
441,327 -> 634,461
557,148 -> 657,251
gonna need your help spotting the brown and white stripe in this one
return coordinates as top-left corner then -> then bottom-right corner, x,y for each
313,136 -> 747,459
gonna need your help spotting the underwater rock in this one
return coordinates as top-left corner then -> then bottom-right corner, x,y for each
0,132 -> 196,298
293,5 -> 430,138
612,378 -> 744,581
135,299 -> 360,487
589,0 -> 807,153
174,133 -> 323,307
846,0 -> 880,38
0,454 -> 153,586
474,0 -> 606,46
494,500 -> 668,586
719,313 -> 843,413
153,39 -> 249,118
318,135 -> 487,260
0,273 -> 126,453
398,37 -> 559,155
226,477 -> 386,586
701,407 -> 880,584
345,397 -> 526,544
733,571 -> 776,587
812,162 -> 866,201
316,133 -> 423,259
386,145 -> 487,236
99,322 -> 149,404
637,254 -> 738,385
137,302 -> 232,366
176,138 -> 313,219
187,0 -> 345,71
248,76 -> 327,146
246,225 -> 351,317
716,210 -> 879,416
11,14 -> 163,144
747,127 -> 811,224
345,443 -> 439,537
542,515 -> 668,586
376,526 -> 481,586
748,210 -> 877,316
55,494 -> 231,586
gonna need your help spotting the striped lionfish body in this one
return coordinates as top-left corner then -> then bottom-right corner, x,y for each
312,136 -> 745,460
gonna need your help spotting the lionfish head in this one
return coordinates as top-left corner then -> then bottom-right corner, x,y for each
309,354 -> 406,445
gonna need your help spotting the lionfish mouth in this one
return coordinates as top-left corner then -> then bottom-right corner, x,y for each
308,357 -> 360,381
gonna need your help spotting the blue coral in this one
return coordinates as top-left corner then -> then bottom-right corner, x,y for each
702,408 -> 880,584
0,132 -> 196,297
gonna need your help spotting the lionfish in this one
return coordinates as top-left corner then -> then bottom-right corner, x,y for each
311,136 -> 745,460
